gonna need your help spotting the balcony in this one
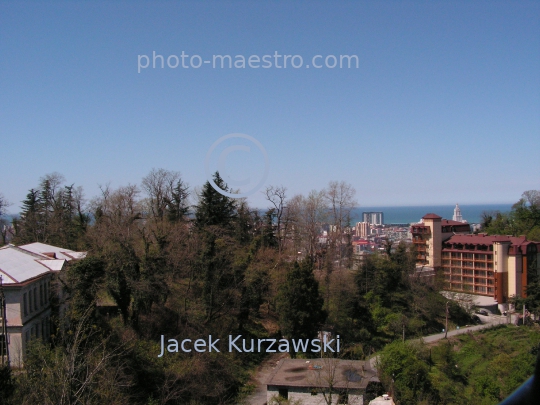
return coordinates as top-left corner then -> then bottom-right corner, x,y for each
411,227 -> 430,235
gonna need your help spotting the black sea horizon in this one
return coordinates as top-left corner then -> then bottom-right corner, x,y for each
351,204 -> 513,225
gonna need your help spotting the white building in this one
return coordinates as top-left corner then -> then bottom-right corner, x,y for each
0,243 -> 85,367
452,204 -> 466,223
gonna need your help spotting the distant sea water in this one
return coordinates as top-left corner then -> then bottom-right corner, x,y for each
351,204 -> 513,225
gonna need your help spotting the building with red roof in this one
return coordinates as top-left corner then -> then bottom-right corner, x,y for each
411,213 -> 540,311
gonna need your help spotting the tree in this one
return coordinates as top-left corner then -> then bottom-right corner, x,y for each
14,307 -> 131,404
324,181 -> 357,267
378,341 -> 434,404
0,193 -> 9,218
264,185 -> 292,254
276,259 -> 327,350
141,168 -> 189,222
0,193 -> 12,246
195,172 -> 236,229
288,190 -> 328,260
13,174 -> 88,248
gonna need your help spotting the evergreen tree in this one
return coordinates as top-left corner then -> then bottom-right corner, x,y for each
261,209 -> 278,248
195,172 -> 236,229
276,259 -> 327,345
166,179 -> 190,222
15,188 -> 43,243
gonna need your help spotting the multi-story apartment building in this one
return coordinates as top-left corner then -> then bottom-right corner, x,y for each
362,212 -> 384,226
355,221 -> 370,238
0,243 -> 85,367
442,234 -> 539,304
411,213 -> 540,311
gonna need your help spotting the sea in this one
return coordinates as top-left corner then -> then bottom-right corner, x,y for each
351,204 -> 513,225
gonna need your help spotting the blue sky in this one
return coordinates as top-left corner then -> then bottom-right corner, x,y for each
1,1 -> 539,211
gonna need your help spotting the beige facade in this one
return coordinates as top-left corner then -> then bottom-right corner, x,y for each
411,215 -> 540,305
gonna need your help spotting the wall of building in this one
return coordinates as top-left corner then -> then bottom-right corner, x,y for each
267,386 -> 364,405
4,274 -> 53,367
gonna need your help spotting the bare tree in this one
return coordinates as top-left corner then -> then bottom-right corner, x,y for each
141,168 -> 189,221
309,357 -> 365,405
18,306 -> 131,404
0,193 -> 9,218
0,193 -> 11,245
288,190 -> 328,261
264,185 -> 293,254
324,181 -> 357,268
522,190 -> 540,208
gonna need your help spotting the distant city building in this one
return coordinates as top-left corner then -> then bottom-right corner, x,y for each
411,213 -> 540,312
355,221 -> 370,238
362,211 -> 384,226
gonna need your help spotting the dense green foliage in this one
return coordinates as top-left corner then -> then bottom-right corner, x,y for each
482,190 -> 540,242
379,325 -> 540,405
332,243 -> 473,353
276,259 -> 327,344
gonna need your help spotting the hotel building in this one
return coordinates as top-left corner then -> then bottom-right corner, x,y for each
411,213 -> 540,310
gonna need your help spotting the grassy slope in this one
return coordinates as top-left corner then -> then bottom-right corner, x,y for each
428,324 -> 540,405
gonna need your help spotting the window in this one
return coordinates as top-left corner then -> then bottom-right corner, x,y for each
34,288 -> 38,311
23,293 -> 28,316
278,388 -> 288,399
40,284 -> 43,306
29,291 -> 33,313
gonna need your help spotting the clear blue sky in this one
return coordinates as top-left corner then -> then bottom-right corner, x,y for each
1,1 -> 539,211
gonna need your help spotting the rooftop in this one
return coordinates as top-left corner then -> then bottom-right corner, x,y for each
266,358 -> 378,390
19,242 -> 87,261
422,213 -> 442,220
0,244 -> 65,285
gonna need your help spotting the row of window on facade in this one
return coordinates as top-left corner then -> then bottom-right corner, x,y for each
23,280 -> 51,317
445,283 -> 493,294
443,244 -> 493,251
443,252 -> 493,260
24,316 -> 51,344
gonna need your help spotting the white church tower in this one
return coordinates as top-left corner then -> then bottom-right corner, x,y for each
453,203 -> 463,222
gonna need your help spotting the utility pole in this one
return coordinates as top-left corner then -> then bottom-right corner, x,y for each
0,275 -> 10,367
445,301 -> 449,339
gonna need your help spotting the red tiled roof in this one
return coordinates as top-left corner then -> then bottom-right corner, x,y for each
423,213 -> 442,219
443,234 -> 539,254
441,219 -> 468,226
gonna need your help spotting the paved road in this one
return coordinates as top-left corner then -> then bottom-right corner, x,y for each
419,315 -> 509,344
